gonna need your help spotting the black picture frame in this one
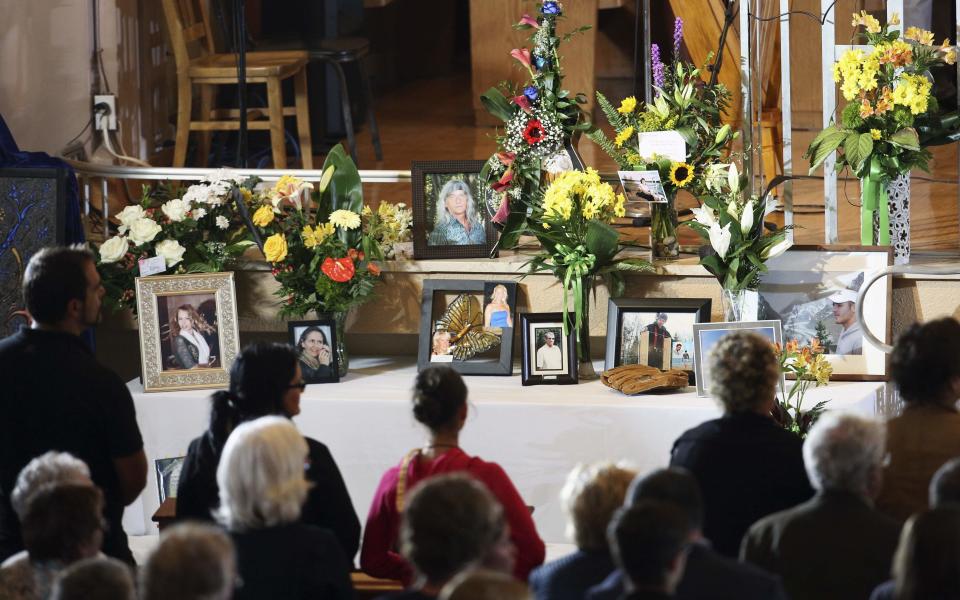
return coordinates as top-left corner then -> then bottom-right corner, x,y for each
692,320 -> 784,397
418,279 -> 516,375
520,312 -> 578,386
288,317 -> 340,384
604,298 -> 712,385
412,160 -> 498,259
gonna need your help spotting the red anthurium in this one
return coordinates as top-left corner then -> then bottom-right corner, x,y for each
492,195 -> 512,225
522,119 -> 546,145
321,257 -> 355,282
510,48 -> 532,69
518,13 -> 540,28
491,168 -> 514,192
511,95 -> 533,114
496,151 -> 516,166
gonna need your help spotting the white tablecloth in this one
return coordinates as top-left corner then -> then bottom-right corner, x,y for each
122,357 -> 888,545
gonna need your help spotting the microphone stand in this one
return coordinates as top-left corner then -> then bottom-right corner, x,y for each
232,0 -> 248,167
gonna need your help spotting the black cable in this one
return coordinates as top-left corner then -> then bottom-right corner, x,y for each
233,0 -> 248,167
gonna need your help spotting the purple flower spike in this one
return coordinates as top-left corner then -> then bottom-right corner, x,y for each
651,43 -> 666,93
673,17 -> 683,60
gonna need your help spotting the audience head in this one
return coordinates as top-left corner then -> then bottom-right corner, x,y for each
141,523 -> 236,600
560,462 -> 636,552
627,467 -> 704,533
209,343 -> 301,448
439,569 -> 532,600
892,508 -> 960,599
802,413 -> 885,497
891,318 -> 960,407
707,331 -> 780,414
11,451 -> 91,519
412,366 -> 468,434
400,474 -> 508,586
931,457 -> 960,508
23,245 -> 102,330
51,557 -> 136,600
21,483 -> 104,564
216,416 -> 310,532
608,501 -> 691,594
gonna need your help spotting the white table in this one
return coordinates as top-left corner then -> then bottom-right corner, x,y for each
122,357 -> 889,545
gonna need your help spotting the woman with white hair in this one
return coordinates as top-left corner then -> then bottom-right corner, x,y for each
426,179 -> 486,246
217,416 -> 352,600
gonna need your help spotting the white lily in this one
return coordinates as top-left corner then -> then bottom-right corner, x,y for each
691,205 -> 717,227
704,163 -> 729,193
709,222 -> 732,259
740,199 -> 754,235
761,238 -> 792,260
727,163 -> 741,194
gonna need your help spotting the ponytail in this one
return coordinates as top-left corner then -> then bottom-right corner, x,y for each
208,390 -> 239,452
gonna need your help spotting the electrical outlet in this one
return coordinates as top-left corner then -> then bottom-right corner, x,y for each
93,94 -> 117,131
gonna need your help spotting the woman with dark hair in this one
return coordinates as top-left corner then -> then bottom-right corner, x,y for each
877,317 -> 960,522
297,326 -> 333,382
175,343 -> 360,559
360,366 -> 544,585
870,508 -> 960,600
169,304 -> 217,369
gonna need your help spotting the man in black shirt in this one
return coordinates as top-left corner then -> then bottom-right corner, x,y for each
0,245 -> 147,564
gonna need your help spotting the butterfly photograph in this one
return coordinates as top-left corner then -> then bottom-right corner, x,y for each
418,280 -> 517,375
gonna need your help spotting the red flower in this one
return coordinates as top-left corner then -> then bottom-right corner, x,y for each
492,195 -> 512,225
367,262 -> 381,276
510,48 -> 532,69
359,251 -> 365,261
511,95 -> 533,114
496,151 -> 516,166
347,248 -> 358,260
491,168 -> 514,192
321,257 -> 356,282
523,119 -> 546,144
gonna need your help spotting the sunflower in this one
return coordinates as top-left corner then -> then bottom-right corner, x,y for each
669,162 -> 694,188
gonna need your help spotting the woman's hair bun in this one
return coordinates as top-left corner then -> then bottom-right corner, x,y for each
412,366 -> 466,430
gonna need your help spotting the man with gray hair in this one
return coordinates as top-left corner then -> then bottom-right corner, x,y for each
741,412 -> 901,600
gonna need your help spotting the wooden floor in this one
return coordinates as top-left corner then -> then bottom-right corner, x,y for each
335,73 -> 960,253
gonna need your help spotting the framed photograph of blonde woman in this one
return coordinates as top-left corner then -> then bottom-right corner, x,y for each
412,160 -> 498,259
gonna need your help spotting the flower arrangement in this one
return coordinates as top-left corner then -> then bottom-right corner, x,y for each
588,18 -> 734,258
97,170 -> 255,312
251,145 -> 383,320
805,11 -> 956,245
479,0 -> 591,250
687,162 -> 791,317
362,202 -> 413,259
772,339 -> 834,437
526,169 -> 653,373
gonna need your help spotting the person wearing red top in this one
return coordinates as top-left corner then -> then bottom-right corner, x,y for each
360,366 -> 545,586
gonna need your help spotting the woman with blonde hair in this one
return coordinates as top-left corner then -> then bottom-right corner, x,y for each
483,284 -> 512,329
170,304 -> 216,369
217,416 -> 353,600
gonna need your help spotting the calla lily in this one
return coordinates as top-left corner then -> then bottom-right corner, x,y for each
492,195 -> 512,224
740,199 -> 754,235
709,222 -> 732,259
761,238 -> 792,260
510,48 -> 532,70
496,151 -> 516,166
511,95 -> 533,114
518,13 -> 540,28
727,163 -> 741,194
691,205 -> 717,227
491,168 -> 514,192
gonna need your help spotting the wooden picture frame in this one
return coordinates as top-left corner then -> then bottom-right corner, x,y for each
418,279 -> 516,375
520,312 -> 578,386
135,272 -> 240,392
412,160 -> 498,259
693,320 -> 784,397
288,318 -> 340,384
758,245 -> 893,380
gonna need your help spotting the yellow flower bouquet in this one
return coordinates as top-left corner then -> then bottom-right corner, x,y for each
772,339 -> 834,437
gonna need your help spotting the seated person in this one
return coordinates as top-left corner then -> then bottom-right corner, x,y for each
439,569 -> 532,600
50,557 -> 136,600
140,522 -> 236,600
870,508 -> 960,600
607,501 -> 690,599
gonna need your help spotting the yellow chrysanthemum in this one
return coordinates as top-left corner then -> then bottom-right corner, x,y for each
892,73 -> 932,115
263,233 -> 288,263
870,128 -> 882,140
302,223 -> 335,248
252,205 -> 275,227
613,193 -> 626,218
669,162 -> 694,188
617,96 -> 637,115
614,126 -> 635,148
328,209 -> 361,230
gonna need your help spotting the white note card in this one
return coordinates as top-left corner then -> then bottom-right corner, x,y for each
636,131 -> 687,163
138,256 -> 167,277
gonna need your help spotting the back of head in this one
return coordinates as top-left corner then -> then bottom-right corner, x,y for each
51,557 -> 135,600
22,483 -> 104,563
802,412 -> 885,495
209,343 -> 298,448
412,366 -> 467,432
215,415 -> 310,531
891,318 -> 960,406
141,522 -> 236,600
22,245 -> 94,325
439,569 -> 532,600
561,462 -> 636,552
930,457 -> 960,508
401,473 -> 504,585
893,507 -> 960,599
627,467 -> 704,531
11,451 -> 91,519
607,501 -> 691,590
707,331 -> 779,413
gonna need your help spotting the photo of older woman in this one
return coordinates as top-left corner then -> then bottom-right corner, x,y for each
169,303 -> 218,370
296,326 -> 334,383
427,178 -> 486,246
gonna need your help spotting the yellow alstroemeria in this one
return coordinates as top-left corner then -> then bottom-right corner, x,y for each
904,26 -> 935,46
851,10 -> 881,34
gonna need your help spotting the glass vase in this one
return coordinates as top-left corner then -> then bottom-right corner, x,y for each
650,193 -> 679,260
575,278 -> 599,381
721,289 -> 759,322
333,311 -> 350,378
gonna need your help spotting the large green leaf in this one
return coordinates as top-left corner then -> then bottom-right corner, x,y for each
806,126 -> 848,173
842,131 -> 873,172
492,212 -> 528,254
584,220 -> 620,266
480,88 -> 515,123
319,144 -> 363,246
889,127 -> 920,150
